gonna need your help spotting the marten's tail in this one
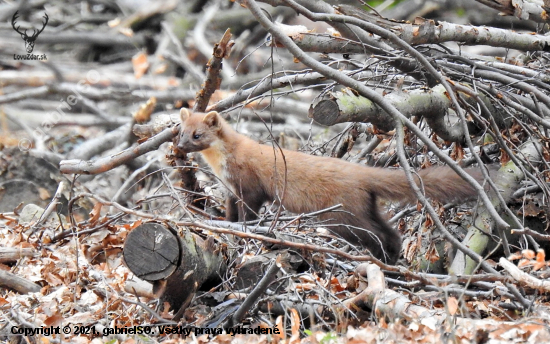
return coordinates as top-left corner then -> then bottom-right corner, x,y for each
418,166 -> 485,203
370,166 -> 485,204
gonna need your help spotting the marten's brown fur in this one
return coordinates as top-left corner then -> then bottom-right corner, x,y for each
177,109 -> 481,264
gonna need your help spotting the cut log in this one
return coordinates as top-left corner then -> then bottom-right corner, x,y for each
123,222 -> 227,317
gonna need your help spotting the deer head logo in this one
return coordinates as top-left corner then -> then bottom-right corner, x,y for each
12,11 -> 48,53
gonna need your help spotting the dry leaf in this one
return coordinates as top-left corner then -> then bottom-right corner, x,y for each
298,275 -> 315,283
508,252 -> 523,261
522,200 -> 543,217
472,300 -> 489,312
517,259 -> 532,268
132,51 -> 149,79
295,283 -> 316,291
167,77 -> 179,87
330,276 -> 345,292
409,322 -> 420,331
451,143 -> 464,161
123,219 -> 143,231
153,63 -> 168,74
402,236 -> 418,262
65,311 -> 93,324
289,308 -> 300,344
108,18 -> 121,28
267,23 -> 310,47
89,202 -> 102,225
447,296 -> 459,315
424,214 -> 434,228
275,316 -> 285,340
44,272 -> 63,286
44,313 -> 63,327
533,249 -> 546,271
425,242 -> 440,264
119,27 -> 134,37
536,249 -> 546,262
522,249 -> 536,259
133,97 -> 157,123
421,316 -> 437,331
38,187 -> 50,200
160,302 -> 172,319
326,27 -> 341,37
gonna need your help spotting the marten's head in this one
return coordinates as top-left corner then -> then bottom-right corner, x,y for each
177,109 -> 223,153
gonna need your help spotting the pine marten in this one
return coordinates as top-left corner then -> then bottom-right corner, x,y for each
177,109 -> 481,264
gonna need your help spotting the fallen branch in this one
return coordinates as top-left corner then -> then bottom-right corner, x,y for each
59,125 -> 179,174
345,263 -> 531,328
0,269 -> 41,294
499,257 -> 550,293
0,247 -> 37,263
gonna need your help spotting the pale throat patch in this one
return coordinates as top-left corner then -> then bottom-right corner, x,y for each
201,139 -> 229,181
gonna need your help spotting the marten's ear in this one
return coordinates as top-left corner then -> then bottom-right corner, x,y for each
203,111 -> 220,128
180,108 -> 190,123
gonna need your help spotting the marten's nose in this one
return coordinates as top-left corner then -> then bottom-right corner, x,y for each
176,135 -> 186,151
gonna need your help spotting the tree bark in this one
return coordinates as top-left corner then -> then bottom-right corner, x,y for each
123,222 -> 227,317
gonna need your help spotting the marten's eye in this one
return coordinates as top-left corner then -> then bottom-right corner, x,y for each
193,132 -> 201,140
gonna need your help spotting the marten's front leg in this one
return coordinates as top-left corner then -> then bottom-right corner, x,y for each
239,200 -> 261,222
225,190 -> 266,222
225,195 -> 240,222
